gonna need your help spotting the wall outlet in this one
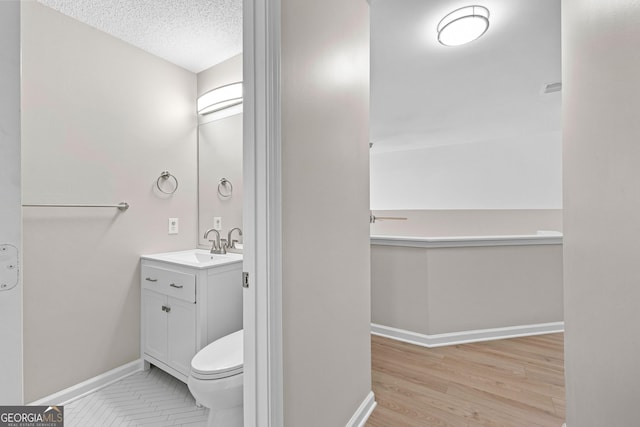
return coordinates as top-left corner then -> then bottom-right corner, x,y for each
168,218 -> 179,235
213,217 -> 222,231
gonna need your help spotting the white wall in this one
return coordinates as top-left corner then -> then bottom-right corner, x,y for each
563,1 -> 640,425
372,244 -> 563,335
370,209 -> 563,236
280,0 -> 372,425
0,0 -> 23,404
197,54 -> 242,98
21,2 -> 197,402
371,131 -> 562,210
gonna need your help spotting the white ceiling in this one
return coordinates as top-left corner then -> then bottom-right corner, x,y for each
36,0 -> 559,148
371,0 -> 561,152
36,0 -> 242,73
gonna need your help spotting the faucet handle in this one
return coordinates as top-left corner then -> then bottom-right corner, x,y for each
219,239 -> 228,254
230,239 -> 239,249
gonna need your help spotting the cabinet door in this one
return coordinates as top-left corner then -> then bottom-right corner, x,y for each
167,297 -> 196,376
142,289 -> 167,362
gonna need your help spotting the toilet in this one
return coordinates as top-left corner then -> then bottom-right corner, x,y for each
188,329 -> 244,427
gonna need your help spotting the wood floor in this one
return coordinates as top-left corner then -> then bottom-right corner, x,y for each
366,333 -> 565,427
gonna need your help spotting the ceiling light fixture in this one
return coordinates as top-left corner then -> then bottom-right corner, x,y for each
197,82 -> 243,115
437,5 -> 490,47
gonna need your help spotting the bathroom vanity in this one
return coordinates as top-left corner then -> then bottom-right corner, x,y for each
140,249 -> 243,383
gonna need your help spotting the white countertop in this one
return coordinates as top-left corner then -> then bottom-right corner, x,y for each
141,249 -> 243,269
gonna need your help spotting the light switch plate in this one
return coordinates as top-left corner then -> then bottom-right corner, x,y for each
168,218 -> 179,234
213,217 -> 222,231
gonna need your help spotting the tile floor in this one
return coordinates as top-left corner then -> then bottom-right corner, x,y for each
64,366 -> 208,427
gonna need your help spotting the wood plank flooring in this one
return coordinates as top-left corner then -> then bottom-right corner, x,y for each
366,333 -> 565,427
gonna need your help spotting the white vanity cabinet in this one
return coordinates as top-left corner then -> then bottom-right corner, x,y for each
140,252 -> 242,383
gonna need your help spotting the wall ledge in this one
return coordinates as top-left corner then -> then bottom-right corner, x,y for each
371,322 -> 564,348
371,234 -> 563,248
28,359 -> 144,406
346,391 -> 377,427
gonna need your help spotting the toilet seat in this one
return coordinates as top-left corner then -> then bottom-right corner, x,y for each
191,329 -> 243,380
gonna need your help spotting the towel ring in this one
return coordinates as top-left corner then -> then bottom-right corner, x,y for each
217,178 -> 233,198
157,171 -> 179,194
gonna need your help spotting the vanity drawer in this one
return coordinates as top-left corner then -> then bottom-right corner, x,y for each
141,265 -> 196,303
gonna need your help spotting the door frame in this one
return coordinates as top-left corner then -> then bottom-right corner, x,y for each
0,0 -> 24,405
242,0 -> 283,425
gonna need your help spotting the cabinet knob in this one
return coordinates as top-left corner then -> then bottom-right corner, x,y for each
161,305 -> 171,313
169,283 -> 183,289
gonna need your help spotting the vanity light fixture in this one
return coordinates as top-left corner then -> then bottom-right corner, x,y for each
437,5 -> 490,47
197,82 -> 243,115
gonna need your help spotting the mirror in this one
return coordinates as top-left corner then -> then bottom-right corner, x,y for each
198,113 -> 243,248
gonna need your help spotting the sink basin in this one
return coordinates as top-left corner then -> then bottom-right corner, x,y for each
141,249 -> 243,269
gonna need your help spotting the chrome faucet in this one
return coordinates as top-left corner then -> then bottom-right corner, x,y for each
204,228 -> 226,254
227,227 -> 243,250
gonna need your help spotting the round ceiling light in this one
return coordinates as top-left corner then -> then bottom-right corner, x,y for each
437,5 -> 490,47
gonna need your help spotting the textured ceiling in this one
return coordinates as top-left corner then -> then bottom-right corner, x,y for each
371,0 -> 561,152
36,0 -> 558,149
36,0 -> 242,73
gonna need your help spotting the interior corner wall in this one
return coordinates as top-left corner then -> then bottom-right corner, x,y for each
370,131 -> 562,210
21,2 -> 197,402
280,0 -> 372,425
563,0 -> 640,425
0,0 -> 24,405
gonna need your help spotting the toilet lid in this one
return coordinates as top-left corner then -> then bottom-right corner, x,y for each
191,329 -> 243,379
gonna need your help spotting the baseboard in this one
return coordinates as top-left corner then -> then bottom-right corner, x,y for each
371,322 -> 564,348
346,391 -> 377,427
28,359 -> 144,406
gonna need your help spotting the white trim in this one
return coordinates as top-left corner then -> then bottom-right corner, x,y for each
0,0 -> 23,405
371,234 -> 563,248
28,359 -> 144,406
345,391 -> 377,427
244,0 -> 283,425
371,322 -> 565,348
